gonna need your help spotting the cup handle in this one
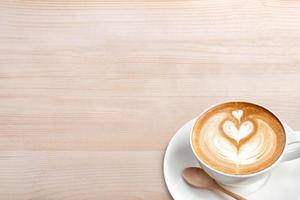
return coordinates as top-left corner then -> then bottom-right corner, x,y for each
282,131 -> 300,161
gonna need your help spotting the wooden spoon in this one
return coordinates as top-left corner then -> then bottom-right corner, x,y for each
182,167 -> 247,200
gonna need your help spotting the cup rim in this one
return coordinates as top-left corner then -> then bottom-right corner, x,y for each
190,100 -> 287,178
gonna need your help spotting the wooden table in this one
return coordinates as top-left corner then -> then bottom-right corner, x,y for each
1,0 -> 300,199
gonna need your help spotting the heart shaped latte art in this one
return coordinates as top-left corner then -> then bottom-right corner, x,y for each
222,120 -> 254,143
232,109 -> 243,122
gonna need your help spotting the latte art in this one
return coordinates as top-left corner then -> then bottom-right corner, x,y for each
192,102 -> 285,175
222,116 -> 254,144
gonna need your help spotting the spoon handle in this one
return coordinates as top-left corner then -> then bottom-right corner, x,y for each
214,183 -> 247,200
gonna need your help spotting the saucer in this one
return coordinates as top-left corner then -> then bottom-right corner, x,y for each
163,119 -> 300,200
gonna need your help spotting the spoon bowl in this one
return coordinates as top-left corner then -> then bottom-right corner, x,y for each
182,167 -> 215,188
182,167 -> 247,200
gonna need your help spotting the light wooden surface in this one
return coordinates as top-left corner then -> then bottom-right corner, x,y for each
1,0 -> 300,199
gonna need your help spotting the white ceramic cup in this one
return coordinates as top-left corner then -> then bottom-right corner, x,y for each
190,101 -> 300,187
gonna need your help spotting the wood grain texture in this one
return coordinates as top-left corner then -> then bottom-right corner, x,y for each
0,0 -> 300,199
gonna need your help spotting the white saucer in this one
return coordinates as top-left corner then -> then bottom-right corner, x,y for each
164,119 -> 300,200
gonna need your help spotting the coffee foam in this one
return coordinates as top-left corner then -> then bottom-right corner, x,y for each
192,102 -> 285,175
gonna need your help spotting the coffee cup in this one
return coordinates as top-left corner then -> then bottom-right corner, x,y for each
190,101 -> 300,187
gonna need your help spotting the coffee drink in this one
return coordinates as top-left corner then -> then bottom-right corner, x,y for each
192,102 -> 285,175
